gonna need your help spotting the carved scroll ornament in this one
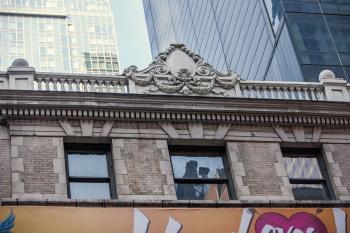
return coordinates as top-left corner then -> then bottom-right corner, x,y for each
124,44 -> 240,96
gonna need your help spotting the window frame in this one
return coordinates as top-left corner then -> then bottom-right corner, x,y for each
282,148 -> 335,200
169,145 -> 236,200
64,143 -> 117,199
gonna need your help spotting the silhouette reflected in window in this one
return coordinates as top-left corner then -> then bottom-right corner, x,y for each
170,147 -> 234,200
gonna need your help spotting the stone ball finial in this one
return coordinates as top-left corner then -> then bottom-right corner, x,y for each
11,58 -> 29,67
319,69 -> 336,82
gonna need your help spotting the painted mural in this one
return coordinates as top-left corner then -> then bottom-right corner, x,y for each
0,207 -> 348,233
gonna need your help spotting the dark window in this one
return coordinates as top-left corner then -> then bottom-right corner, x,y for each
65,144 -> 116,199
169,146 -> 235,200
286,12 -> 347,81
282,148 -> 334,200
319,0 -> 350,15
282,0 -> 321,14
326,15 -> 350,66
286,13 -> 341,66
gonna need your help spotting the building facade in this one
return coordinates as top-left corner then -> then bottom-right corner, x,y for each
0,45 -> 350,232
0,0 -> 119,75
143,0 -> 350,83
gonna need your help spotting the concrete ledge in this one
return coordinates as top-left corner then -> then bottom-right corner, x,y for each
1,198 -> 350,208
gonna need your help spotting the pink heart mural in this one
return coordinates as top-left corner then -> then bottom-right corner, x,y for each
255,212 -> 328,233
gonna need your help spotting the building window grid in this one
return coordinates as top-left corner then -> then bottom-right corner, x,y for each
282,148 -> 334,200
68,13 -> 119,75
0,0 -> 119,74
0,0 -> 63,9
286,12 -> 350,81
261,0 -> 350,81
0,15 -> 69,72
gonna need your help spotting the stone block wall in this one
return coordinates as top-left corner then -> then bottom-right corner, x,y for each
226,142 -> 293,201
10,136 -> 67,199
2,123 -> 350,202
0,125 -> 11,198
323,144 -> 350,200
112,139 -> 176,200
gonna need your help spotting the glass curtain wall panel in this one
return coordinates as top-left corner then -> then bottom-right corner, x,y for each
0,0 -> 120,75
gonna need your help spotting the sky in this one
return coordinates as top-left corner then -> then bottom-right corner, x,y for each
111,0 -> 153,73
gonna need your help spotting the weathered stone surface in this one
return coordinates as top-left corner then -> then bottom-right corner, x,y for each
58,120 -> 74,136
10,136 -> 65,198
159,123 -> 179,138
101,121 -> 114,137
324,144 -> 350,200
273,126 -> 291,142
229,142 -> 283,196
80,120 -> 93,136
0,125 -> 10,139
292,126 -> 305,142
188,123 -> 203,139
0,138 -> 11,197
214,124 -> 231,139
112,139 -> 176,198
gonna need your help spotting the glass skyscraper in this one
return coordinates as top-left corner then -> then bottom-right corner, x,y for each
143,0 -> 350,82
0,0 -> 119,75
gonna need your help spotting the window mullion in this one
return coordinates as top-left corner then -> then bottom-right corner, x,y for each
289,178 -> 326,184
68,177 -> 110,183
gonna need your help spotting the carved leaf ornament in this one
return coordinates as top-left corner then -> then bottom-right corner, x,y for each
124,44 -> 240,96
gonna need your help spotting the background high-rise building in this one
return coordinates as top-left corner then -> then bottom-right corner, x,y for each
0,0 -> 119,75
142,0 -> 350,82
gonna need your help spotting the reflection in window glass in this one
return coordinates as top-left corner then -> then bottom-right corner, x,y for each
175,183 -> 230,201
282,149 -> 333,200
320,1 -> 350,15
286,12 -> 343,81
284,157 -> 323,179
171,156 -> 226,179
326,15 -> 350,66
287,13 -> 338,55
66,145 -> 115,199
282,0 -> 321,14
264,0 -> 283,34
291,184 -> 327,200
68,154 -> 108,178
170,148 -> 234,201
70,182 -> 110,199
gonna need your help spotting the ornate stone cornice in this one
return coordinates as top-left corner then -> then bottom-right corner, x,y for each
0,90 -> 350,127
124,44 -> 240,96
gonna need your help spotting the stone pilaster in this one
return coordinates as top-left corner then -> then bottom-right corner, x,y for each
10,136 -> 67,199
323,144 -> 350,200
0,125 -> 11,198
227,142 -> 293,201
112,139 -> 176,200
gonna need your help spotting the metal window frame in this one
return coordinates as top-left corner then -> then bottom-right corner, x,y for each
282,148 -> 335,200
169,146 -> 236,200
64,143 -> 117,199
